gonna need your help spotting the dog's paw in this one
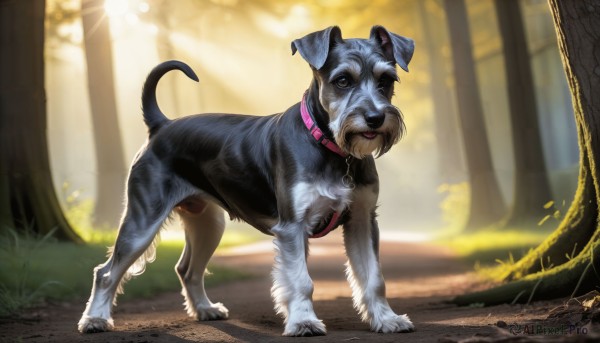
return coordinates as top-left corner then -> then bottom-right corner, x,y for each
371,313 -> 414,333
78,316 -> 114,333
196,302 -> 229,321
283,320 -> 327,337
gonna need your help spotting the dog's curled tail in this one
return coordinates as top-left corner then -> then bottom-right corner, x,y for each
141,60 -> 199,135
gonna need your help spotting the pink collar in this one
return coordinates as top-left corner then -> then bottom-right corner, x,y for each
301,92 -> 348,157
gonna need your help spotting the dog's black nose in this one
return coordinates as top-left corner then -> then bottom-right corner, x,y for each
365,112 -> 385,129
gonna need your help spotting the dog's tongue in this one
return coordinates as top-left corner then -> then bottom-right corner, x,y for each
362,132 -> 378,140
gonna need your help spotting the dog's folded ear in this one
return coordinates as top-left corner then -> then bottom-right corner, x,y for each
291,26 -> 343,70
370,25 -> 415,72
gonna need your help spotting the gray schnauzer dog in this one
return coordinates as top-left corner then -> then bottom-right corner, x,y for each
78,25 -> 415,337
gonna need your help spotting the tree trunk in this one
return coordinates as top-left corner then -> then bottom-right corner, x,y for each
155,0 -> 180,117
454,0 -> 600,306
418,0 -> 465,184
495,0 -> 554,226
81,0 -> 126,228
0,0 -> 82,242
502,126 -> 596,281
443,0 -> 506,229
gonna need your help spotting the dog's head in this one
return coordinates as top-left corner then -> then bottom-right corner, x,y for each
292,26 -> 414,158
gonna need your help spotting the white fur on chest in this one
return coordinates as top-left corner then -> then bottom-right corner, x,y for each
292,181 -> 352,233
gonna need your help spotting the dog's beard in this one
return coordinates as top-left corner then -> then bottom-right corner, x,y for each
347,134 -> 385,158
332,108 -> 404,159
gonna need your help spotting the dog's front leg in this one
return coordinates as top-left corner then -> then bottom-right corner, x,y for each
343,187 -> 414,333
271,222 -> 325,336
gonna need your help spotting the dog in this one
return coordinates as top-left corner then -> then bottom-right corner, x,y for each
78,25 -> 415,337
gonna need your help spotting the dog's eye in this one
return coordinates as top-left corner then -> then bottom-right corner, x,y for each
377,75 -> 395,93
334,75 -> 353,89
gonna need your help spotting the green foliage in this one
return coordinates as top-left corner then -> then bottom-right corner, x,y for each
61,182 -> 117,243
537,200 -> 565,226
438,226 -> 553,282
437,182 -> 470,234
0,228 -> 62,317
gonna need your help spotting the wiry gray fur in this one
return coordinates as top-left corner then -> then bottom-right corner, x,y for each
78,25 -> 415,337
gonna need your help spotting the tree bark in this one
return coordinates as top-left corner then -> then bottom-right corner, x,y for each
418,0 -> 464,184
494,0 -> 553,225
443,0 -> 506,229
81,0 -> 126,228
0,0 -> 81,242
454,0 -> 600,305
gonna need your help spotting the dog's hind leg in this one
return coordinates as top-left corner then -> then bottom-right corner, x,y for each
78,210 -> 171,333
78,166 -> 184,333
175,200 -> 229,321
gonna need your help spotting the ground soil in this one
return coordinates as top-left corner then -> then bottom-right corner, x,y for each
1,230 -> 598,342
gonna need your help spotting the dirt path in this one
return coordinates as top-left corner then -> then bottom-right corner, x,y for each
1,231 -> 596,342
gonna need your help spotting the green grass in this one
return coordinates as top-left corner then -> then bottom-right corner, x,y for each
440,228 -> 551,263
0,227 -> 261,317
436,225 -> 556,283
